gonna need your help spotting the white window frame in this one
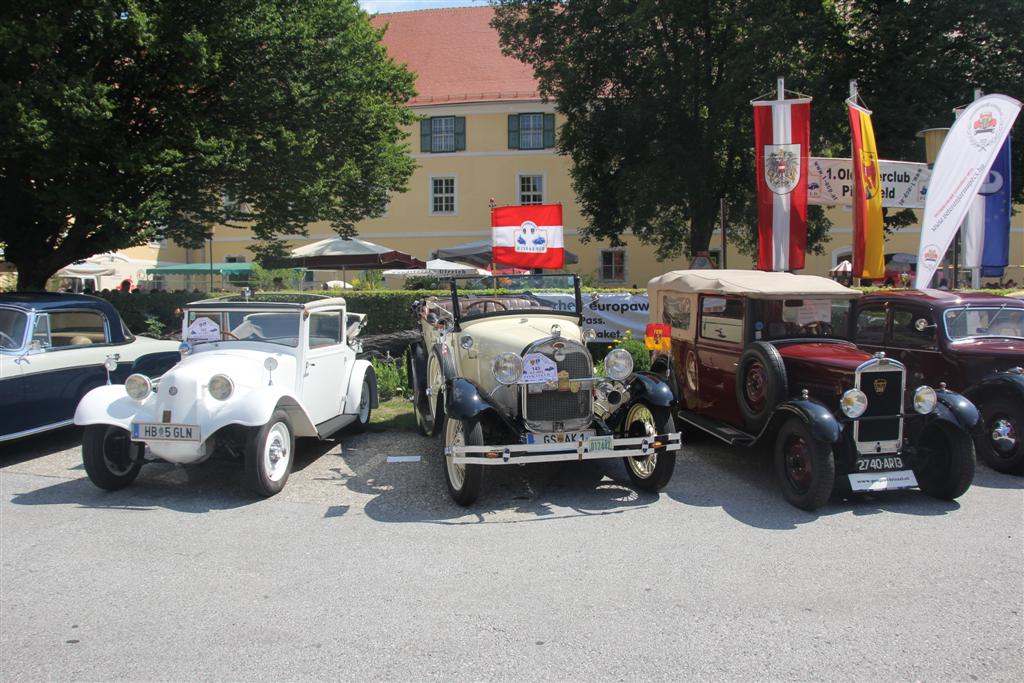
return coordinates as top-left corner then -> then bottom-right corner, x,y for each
519,113 -> 545,150
516,173 -> 546,205
599,248 -> 628,283
431,117 -> 456,154
429,175 -> 458,216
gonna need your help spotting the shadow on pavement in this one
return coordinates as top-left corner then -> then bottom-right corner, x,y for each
970,463 -> 1024,490
0,426 -> 84,467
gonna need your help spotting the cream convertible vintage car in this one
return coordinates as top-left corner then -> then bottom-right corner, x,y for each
74,295 -> 377,496
408,274 -> 683,505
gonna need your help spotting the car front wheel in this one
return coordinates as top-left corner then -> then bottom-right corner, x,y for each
82,425 -> 142,490
621,403 -> 677,492
245,410 -> 295,497
915,424 -> 975,499
974,397 -> 1024,475
443,416 -> 484,506
349,377 -> 373,434
773,417 -> 835,510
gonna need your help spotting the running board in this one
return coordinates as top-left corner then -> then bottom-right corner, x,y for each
676,410 -> 756,447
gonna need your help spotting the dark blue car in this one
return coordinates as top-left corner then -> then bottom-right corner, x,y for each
0,293 -> 179,442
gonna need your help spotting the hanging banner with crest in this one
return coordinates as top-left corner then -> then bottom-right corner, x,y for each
753,94 -> 811,272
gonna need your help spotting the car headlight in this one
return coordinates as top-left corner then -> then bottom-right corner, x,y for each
604,348 -> 634,381
840,388 -> 868,418
913,385 -> 937,414
492,352 -> 523,385
460,335 -> 474,350
208,374 -> 234,401
125,374 -> 152,401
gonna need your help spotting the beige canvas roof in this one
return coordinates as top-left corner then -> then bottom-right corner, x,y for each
647,270 -> 861,300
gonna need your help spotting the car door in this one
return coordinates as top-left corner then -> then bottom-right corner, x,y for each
886,304 -> 948,387
853,303 -> 887,355
696,295 -> 746,424
0,307 -> 29,437
301,308 -> 352,427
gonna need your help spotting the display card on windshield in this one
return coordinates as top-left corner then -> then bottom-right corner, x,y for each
522,352 -> 558,383
187,316 -> 222,342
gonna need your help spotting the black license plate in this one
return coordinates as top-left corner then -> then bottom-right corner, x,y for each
856,456 -> 904,472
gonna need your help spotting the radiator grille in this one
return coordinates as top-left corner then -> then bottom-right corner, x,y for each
857,368 -> 903,443
522,340 -> 593,432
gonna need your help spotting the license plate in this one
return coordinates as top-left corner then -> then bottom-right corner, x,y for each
855,456 -> 904,472
848,470 -> 918,492
528,430 -> 594,444
587,436 -> 613,453
131,422 -> 201,442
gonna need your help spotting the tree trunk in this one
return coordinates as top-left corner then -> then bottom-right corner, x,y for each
14,259 -> 57,291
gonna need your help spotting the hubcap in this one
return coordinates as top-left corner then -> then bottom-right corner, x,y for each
358,380 -> 370,422
445,419 -> 466,491
784,436 -> 813,492
745,362 -> 767,410
263,422 -> 291,482
102,428 -> 135,476
990,417 -> 1018,454
625,404 -> 658,479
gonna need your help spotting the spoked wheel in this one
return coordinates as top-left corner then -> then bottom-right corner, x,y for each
743,362 -> 768,414
245,410 -> 295,497
82,425 -> 142,490
443,417 -> 484,506
350,377 -> 373,434
916,424 -> 975,500
423,353 -> 444,433
622,403 -> 676,492
974,397 -> 1024,475
773,417 -> 835,510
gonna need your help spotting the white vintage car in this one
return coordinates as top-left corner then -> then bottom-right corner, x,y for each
74,294 -> 377,496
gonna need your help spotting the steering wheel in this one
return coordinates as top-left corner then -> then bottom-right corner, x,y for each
0,331 -> 18,349
800,321 -> 832,336
463,298 -> 510,314
222,330 -> 241,340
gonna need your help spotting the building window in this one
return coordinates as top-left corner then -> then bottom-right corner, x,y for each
420,116 -> 465,153
599,249 -> 626,282
508,113 -> 556,150
431,177 -> 456,214
224,255 -> 246,263
518,174 -> 544,205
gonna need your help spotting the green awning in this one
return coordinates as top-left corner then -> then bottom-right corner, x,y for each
147,262 -> 255,275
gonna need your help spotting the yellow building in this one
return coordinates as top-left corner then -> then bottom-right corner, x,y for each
150,6 -> 1022,290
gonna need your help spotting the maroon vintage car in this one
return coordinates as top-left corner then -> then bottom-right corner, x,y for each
646,270 -> 979,511
853,289 -> 1024,475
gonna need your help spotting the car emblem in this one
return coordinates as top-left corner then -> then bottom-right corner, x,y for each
168,386 -> 178,396
873,378 -> 887,394
557,370 -> 571,392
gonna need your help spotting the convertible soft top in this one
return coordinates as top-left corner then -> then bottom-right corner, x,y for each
647,270 -> 861,300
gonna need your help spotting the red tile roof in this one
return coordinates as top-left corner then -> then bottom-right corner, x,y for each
371,7 -> 541,106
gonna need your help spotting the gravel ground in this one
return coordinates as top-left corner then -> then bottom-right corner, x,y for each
1,420 -> 1022,681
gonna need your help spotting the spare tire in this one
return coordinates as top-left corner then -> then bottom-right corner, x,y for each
735,341 -> 788,433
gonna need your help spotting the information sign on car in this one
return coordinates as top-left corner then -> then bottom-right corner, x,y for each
522,352 -> 558,383
186,316 -> 221,342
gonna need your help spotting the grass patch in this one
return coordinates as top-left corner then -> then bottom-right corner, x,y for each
370,397 -> 417,432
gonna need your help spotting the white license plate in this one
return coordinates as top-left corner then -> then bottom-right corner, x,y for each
587,436 -> 613,453
856,456 -> 904,472
848,470 -> 918,492
131,422 -> 201,442
529,430 -> 594,444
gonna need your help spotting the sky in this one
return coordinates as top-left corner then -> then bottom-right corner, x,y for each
359,1 -> 491,14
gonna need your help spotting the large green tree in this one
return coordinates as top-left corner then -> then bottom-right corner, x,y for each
0,0 -> 416,290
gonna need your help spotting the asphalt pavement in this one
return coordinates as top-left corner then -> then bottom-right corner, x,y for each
1,424 -> 1022,681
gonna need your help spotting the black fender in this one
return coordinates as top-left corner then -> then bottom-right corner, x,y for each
130,351 -> 180,379
409,342 -> 427,390
768,398 -> 842,444
444,377 -> 500,422
625,372 -> 675,408
935,388 -> 980,431
963,370 -> 1024,409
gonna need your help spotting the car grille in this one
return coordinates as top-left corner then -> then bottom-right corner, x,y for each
522,338 -> 593,432
855,365 -> 904,449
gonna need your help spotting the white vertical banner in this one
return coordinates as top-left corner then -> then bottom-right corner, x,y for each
914,94 -> 1021,289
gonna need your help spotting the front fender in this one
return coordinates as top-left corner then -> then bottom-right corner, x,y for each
936,388 -> 980,430
74,385 -> 137,430
444,377 -> 499,421
772,398 -> 843,443
625,372 -> 675,408
344,359 -> 378,413
963,370 -> 1024,407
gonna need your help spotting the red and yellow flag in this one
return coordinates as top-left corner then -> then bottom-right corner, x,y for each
847,101 -> 884,279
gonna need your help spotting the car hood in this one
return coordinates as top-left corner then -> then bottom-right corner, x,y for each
774,340 -> 872,372
461,314 -> 584,356
160,346 -> 297,396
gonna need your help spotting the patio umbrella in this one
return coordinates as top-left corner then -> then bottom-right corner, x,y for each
830,260 -> 852,273
290,237 -> 425,270
433,239 -> 579,269
382,258 -> 490,278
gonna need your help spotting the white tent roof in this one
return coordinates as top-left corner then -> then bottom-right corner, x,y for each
648,270 -> 861,299
830,260 -> 853,273
382,259 -> 489,277
291,237 -> 393,258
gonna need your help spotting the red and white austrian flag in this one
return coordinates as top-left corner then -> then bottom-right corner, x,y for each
754,97 -> 811,271
492,204 -> 565,269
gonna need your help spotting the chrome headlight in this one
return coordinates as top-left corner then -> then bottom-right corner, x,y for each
840,388 -> 868,418
604,348 -> 634,381
492,352 -> 523,385
584,328 -> 597,342
208,374 -> 234,401
913,385 -> 937,414
460,335 -> 474,350
125,374 -> 152,401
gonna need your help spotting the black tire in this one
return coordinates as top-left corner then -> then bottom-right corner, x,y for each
915,424 -> 975,500
349,377 -> 373,434
82,425 -> 142,491
773,417 -> 835,510
245,410 -> 295,497
736,341 -> 788,433
408,345 -> 434,436
974,397 -> 1024,475
442,416 -> 484,506
621,404 -> 677,492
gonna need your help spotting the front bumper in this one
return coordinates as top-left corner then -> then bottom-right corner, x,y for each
446,432 -> 683,466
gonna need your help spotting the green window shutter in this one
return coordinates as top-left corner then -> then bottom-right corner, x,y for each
454,117 -> 466,151
543,113 -> 556,148
420,119 -> 432,153
508,114 -> 520,149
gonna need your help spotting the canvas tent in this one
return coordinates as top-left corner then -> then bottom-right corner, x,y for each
382,258 -> 489,278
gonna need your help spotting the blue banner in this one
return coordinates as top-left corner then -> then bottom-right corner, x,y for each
980,139 -> 1012,278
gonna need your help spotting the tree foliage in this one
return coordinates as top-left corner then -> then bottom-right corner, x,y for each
0,0 -> 416,289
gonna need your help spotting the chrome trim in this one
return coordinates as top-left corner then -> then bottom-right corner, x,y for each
519,336 -> 593,433
0,419 -> 75,443
447,431 -> 683,465
852,355 -> 905,455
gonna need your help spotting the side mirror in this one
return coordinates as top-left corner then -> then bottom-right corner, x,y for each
914,318 -> 936,333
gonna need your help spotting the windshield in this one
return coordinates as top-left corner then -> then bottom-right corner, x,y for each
750,298 -> 851,341
185,309 -> 301,347
944,306 -> 1024,341
449,273 -> 581,322
0,308 -> 28,350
